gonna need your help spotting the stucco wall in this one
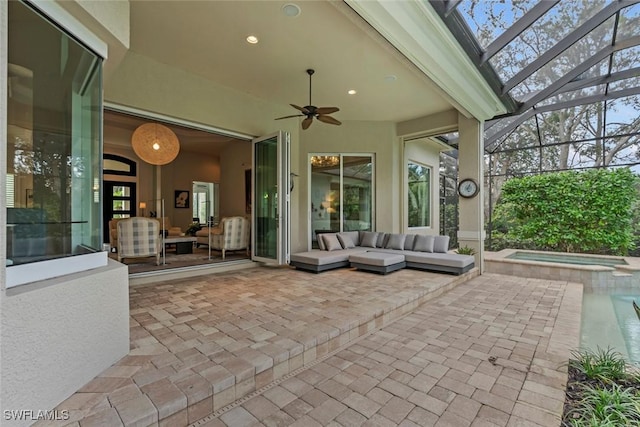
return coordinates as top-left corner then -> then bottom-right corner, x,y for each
403,138 -> 443,234
1,260 -> 129,427
295,121 -> 399,252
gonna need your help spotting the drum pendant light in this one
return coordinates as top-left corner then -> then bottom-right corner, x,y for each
131,123 -> 180,165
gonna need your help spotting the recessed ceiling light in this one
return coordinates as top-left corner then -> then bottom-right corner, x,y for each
348,89 -> 357,95
246,35 -> 259,44
282,3 -> 301,17
384,75 -> 397,82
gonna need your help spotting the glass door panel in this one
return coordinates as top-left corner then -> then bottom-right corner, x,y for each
252,132 -> 290,264
310,155 -> 341,248
342,156 -> 373,232
309,154 -> 374,249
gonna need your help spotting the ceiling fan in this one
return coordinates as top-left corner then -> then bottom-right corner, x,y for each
275,69 -> 341,130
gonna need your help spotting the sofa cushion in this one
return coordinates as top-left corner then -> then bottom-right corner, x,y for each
337,233 -> 356,249
291,248 -> 366,266
404,234 -> 417,251
403,251 -> 474,269
413,235 -> 434,252
338,231 -> 359,247
434,235 -> 450,253
360,231 -> 379,248
385,233 -> 406,250
322,234 -> 343,251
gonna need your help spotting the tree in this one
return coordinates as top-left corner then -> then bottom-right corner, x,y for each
459,1 -> 640,213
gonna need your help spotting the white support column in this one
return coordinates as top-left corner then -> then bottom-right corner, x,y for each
457,114 -> 485,272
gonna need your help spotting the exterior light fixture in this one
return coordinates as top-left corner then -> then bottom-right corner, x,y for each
246,35 -> 259,44
348,89 -> 357,95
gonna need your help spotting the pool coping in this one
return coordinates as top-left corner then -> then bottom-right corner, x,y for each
486,249 -> 640,270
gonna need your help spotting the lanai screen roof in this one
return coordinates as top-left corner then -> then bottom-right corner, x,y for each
430,0 -> 640,172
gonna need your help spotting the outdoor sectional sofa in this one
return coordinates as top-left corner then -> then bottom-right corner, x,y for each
290,231 -> 475,275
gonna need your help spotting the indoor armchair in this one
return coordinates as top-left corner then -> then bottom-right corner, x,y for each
116,217 -> 161,265
196,216 -> 250,259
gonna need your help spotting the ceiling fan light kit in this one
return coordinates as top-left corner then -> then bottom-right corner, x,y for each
275,69 -> 342,130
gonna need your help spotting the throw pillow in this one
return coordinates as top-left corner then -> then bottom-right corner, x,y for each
433,235 -> 450,253
317,233 -> 329,250
377,233 -> 389,248
337,233 -> 356,249
413,235 -> 435,252
322,234 -> 343,251
404,234 -> 417,250
360,231 -> 379,248
385,234 -> 406,250
340,231 -> 360,246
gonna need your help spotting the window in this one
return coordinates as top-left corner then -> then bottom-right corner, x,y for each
6,1 -> 102,277
310,154 -> 374,248
407,161 -> 431,228
103,154 -> 137,176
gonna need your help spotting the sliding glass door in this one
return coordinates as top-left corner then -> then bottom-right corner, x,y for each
310,154 -> 374,248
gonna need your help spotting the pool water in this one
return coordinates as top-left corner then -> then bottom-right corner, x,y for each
507,251 -> 627,267
581,293 -> 640,365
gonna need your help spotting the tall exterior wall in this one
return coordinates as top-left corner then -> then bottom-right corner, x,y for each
296,121 -> 399,252
1,261 -> 129,427
457,113 -> 485,270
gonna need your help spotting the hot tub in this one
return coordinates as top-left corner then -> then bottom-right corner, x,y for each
485,249 -> 640,292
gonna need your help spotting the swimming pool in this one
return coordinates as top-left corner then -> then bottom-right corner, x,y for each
485,249 -> 640,364
581,292 -> 640,365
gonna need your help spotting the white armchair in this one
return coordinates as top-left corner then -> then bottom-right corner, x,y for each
197,216 -> 250,259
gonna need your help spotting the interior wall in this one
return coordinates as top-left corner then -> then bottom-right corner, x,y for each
219,141 -> 252,218
160,151 -> 221,229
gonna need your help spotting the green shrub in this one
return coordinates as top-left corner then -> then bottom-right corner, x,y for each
564,347 -> 640,427
455,246 -> 476,255
494,168 -> 639,255
569,347 -> 629,383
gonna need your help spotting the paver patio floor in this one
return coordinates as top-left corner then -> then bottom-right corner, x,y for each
41,267 -> 582,427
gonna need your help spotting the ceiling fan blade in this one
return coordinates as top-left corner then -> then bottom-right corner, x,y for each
291,104 -> 310,114
317,115 -> 341,126
315,107 -> 339,115
302,117 -> 313,130
275,114 -> 304,120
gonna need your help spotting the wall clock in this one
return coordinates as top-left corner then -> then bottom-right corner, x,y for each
458,178 -> 479,198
